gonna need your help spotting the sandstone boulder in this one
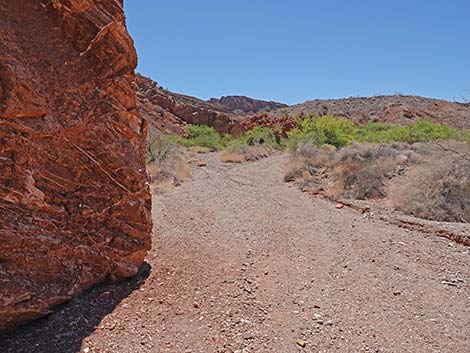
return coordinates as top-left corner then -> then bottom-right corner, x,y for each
0,0 -> 152,330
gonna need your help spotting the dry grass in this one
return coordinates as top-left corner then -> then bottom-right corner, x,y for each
220,151 -> 246,163
285,142 -> 417,200
286,141 -> 470,223
331,143 -> 418,199
392,143 -> 470,223
188,146 -> 211,156
220,146 -> 271,163
147,135 -> 190,187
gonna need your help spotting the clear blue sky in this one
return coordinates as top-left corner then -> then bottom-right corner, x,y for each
124,0 -> 470,105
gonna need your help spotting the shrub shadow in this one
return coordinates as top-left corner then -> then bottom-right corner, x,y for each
0,262 -> 151,353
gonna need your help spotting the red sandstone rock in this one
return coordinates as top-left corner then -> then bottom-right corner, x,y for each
240,114 -> 298,136
136,74 -> 245,136
0,0 -> 152,330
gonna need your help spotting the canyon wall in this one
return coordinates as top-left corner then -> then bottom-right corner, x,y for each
0,0 -> 152,330
137,74 -> 245,136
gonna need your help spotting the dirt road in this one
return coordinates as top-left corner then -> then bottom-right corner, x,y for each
3,153 -> 469,352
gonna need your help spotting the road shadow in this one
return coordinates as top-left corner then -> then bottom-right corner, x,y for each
0,262 -> 151,353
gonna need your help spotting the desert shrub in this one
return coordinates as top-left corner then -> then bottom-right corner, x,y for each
175,124 -> 285,159
221,145 -> 271,163
220,126 -> 284,163
289,116 -> 464,148
284,143 -> 335,182
356,120 -> 457,143
147,134 -> 180,164
455,129 -> 470,143
243,126 -> 284,149
288,116 -> 357,149
400,120 -> 456,143
356,123 -> 407,143
394,144 -> 470,223
179,125 -> 224,150
147,135 -> 189,185
331,144 -> 417,199
228,126 -> 284,150
285,142 -> 417,200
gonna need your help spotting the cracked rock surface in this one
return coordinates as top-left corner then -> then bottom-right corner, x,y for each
0,0 -> 151,330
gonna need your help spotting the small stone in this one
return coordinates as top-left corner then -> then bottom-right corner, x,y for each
84,348 -> 90,353
326,320 -> 333,326
335,203 -> 344,209
243,333 -> 254,340
296,339 -> 306,348
195,159 -> 207,167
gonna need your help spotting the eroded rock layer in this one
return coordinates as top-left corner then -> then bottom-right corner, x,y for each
137,74 -> 245,136
208,96 -> 288,114
0,0 -> 152,330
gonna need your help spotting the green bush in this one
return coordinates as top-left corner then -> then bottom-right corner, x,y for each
454,129 -> 470,143
356,122 -> 406,143
179,125 -> 224,150
400,120 -> 455,143
289,116 -> 464,148
174,119 -> 467,153
288,116 -> 357,149
177,124 -> 285,152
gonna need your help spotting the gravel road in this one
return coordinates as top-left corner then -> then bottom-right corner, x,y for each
3,153 -> 469,353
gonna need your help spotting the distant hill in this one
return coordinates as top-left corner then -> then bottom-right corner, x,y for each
137,74 -> 470,135
274,95 -> 470,129
208,96 -> 288,114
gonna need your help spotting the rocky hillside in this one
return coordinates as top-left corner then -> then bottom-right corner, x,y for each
208,96 -> 288,114
275,95 -> 470,129
138,79 -> 470,136
137,74 -> 244,136
0,0 -> 151,330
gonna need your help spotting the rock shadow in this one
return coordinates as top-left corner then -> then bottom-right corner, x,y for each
0,262 -> 151,353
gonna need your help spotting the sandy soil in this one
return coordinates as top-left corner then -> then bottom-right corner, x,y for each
2,153 -> 469,353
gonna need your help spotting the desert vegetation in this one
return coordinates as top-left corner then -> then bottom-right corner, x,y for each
282,116 -> 470,223
167,124 -> 285,163
392,143 -> 470,223
146,134 -> 190,187
176,125 -> 231,151
285,142 -> 419,199
221,126 -> 284,162
148,117 -> 470,224
287,116 -> 468,149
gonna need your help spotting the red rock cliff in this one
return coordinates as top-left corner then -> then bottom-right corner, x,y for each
136,74 -> 245,136
0,0 -> 152,330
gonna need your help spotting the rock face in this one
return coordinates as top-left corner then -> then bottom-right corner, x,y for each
240,114 -> 298,137
0,0 -> 152,331
208,96 -> 288,114
137,74 -> 244,136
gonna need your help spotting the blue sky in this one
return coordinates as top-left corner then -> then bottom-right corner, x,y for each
124,0 -> 470,105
